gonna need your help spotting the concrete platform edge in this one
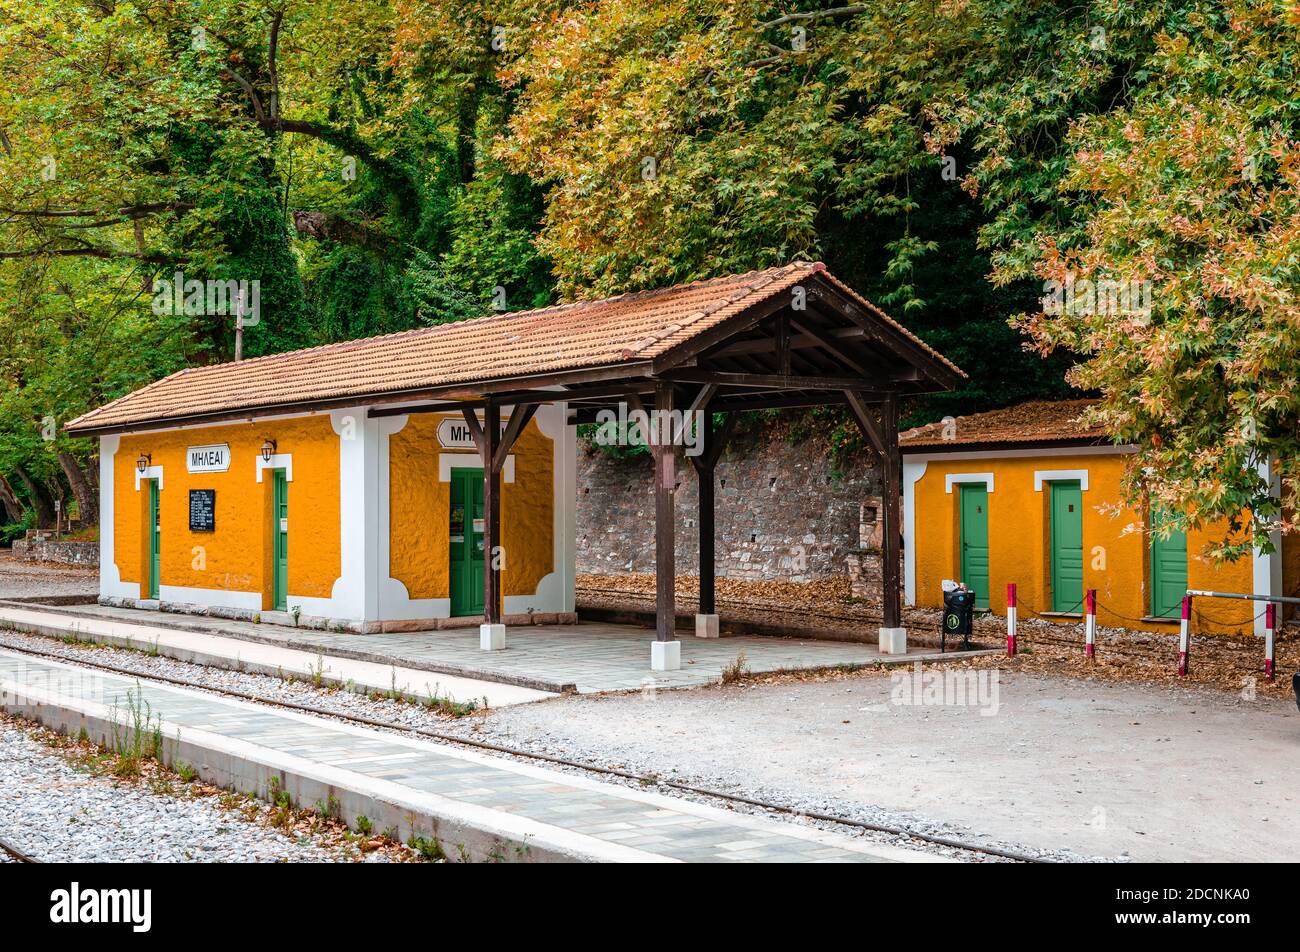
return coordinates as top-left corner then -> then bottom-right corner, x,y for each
0,672 -> 668,864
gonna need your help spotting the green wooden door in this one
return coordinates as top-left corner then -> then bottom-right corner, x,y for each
1049,480 -> 1084,612
449,468 -> 485,616
272,470 -> 288,612
147,479 -> 160,600
1150,508 -> 1188,618
959,484 -> 990,610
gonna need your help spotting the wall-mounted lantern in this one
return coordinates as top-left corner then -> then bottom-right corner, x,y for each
260,439 -> 277,463
136,453 -> 151,474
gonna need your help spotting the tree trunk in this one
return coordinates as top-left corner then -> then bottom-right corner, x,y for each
13,467 -> 56,528
58,451 -> 98,525
456,80 -> 481,185
0,474 -> 23,524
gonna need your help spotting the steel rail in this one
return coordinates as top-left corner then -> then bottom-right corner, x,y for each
0,834 -> 39,863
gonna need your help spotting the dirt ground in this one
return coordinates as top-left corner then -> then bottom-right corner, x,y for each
0,553 -> 97,599
472,665 -> 1300,862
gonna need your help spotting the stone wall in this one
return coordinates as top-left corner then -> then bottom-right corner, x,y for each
11,537 -> 99,566
576,420 -> 882,581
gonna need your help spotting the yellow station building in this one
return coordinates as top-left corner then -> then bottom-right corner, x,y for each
84,405 -> 574,631
900,400 -> 1287,637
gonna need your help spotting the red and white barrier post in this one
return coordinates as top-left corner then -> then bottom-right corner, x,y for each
1178,595 -> 1191,677
1007,583 -> 1018,657
1265,602 -> 1276,681
1084,589 -> 1097,659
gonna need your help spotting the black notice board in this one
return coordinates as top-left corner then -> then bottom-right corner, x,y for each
189,489 -> 216,532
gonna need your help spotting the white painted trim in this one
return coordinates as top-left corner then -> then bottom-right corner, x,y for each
904,445 -> 1131,465
327,409 -> 373,621
902,459 -> 928,607
944,472 -> 994,494
438,453 -> 515,483
1253,456 -> 1283,637
1034,469 -> 1090,491
159,585 -> 262,612
255,453 -> 293,483
133,464 -> 163,492
98,435 -> 139,600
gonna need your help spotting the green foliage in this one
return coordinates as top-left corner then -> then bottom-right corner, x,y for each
1,0 -> 1295,557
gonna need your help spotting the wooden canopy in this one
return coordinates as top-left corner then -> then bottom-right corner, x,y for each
363,262 -> 964,642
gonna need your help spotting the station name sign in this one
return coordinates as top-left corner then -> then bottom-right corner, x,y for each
437,418 -> 508,450
186,443 -> 231,473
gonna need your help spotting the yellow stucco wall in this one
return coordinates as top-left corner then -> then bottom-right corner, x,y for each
910,452 -> 1256,635
389,412 -> 554,602
114,417 -> 341,607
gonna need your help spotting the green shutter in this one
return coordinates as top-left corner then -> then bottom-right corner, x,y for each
959,484 -> 990,610
148,479 -> 161,600
449,468 -> 485,616
272,470 -> 288,612
1150,508 -> 1188,618
1049,480 -> 1084,612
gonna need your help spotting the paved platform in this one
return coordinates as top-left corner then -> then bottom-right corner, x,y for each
0,605 -> 552,709
0,649 -> 944,863
1,601 -> 994,695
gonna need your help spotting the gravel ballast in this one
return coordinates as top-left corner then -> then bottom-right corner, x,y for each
0,716 -> 400,863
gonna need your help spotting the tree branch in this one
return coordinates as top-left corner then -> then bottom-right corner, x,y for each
0,201 -> 193,223
0,245 -> 173,264
223,66 -> 266,122
758,5 -> 866,29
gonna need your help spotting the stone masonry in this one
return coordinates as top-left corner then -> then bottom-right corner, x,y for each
10,537 -> 99,566
576,421 -> 883,582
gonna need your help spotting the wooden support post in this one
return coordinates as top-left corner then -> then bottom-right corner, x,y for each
653,382 -> 676,643
696,410 -> 717,618
879,394 -> 902,630
846,389 -> 904,642
690,407 -> 737,621
482,401 -> 502,626
465,401 -> 538,639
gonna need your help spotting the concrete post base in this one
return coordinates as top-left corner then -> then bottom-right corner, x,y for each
650,639 -> 681,671
694,613 -> 720,638
480,624 -> 506,651
878,626 -> 907,655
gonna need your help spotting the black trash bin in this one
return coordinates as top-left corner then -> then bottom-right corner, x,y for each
942,587 -> 976,651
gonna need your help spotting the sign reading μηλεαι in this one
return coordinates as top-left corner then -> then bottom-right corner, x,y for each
437,418 -> 507,449
187,444 -> 230,473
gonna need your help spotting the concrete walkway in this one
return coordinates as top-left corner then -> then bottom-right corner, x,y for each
0,605 -> 552,709
3,601 -> 993,694
0,649 -> 944,863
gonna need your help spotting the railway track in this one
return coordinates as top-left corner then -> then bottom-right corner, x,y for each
0,638 -> 1048,864
0,834 -> 39,863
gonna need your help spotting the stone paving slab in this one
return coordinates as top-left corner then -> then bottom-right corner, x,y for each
7,601 -> 997,694
0,649 -> 946,864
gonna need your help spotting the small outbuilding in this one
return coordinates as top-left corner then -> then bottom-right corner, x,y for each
900,400 -> 1288,636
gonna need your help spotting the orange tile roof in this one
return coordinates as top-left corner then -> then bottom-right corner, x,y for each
66,261 -> 962,435
900,399 -> 1107,450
